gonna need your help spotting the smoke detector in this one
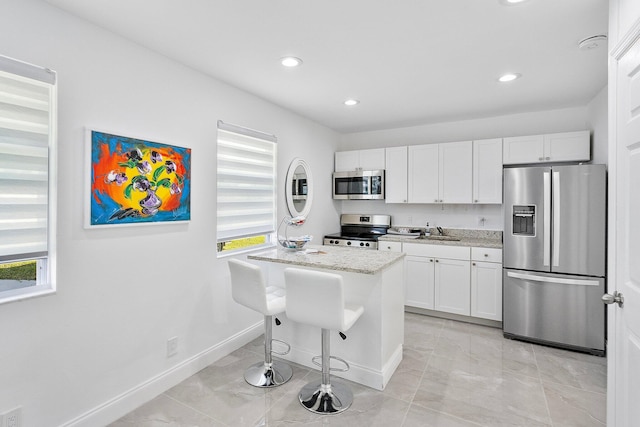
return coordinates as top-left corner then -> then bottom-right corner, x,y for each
578,35 -> 607,51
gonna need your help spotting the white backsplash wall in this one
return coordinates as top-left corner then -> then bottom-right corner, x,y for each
340,200 -> 503,230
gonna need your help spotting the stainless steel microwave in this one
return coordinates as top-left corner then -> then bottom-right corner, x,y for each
332,170 -> 385,200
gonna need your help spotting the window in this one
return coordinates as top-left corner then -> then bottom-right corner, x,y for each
216,121 -> 276,255
0,55 -> 56,303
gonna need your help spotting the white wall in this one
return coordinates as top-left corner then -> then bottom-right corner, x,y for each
0,1 -> 339,425
339,101 -> 608,230
587,85 -> 608,165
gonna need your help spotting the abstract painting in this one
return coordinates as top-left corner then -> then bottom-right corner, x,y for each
87,130 -> 191,227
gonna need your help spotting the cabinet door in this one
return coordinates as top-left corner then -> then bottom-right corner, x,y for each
408,144 -> 439,203
543,130 -> 590,162
405,255 -> 435,309
471,261 -> 502,321
434,258 -> 471,315
503,135 -> 544,164
359,148 -> 386,170
385,146 -> 408,203
473,138 -> 503,204
335,150 -> 359,172
440,141 -> 473,203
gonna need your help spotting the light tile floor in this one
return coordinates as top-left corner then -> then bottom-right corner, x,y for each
110,313 -> 607,426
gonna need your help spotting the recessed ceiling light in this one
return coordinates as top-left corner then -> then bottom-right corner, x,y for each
499,0 -> 530,5
344,99 -> 360,106
280,57 -> 303,67
498,73 -> 521,82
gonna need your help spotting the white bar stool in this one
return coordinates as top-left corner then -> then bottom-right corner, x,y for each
228,259 -> 293,388
284,267 -> 364,414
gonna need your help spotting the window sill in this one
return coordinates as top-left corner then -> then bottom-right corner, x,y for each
217,242 -> 276,259
0,285 -> 56,305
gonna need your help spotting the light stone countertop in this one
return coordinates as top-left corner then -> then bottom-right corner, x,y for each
379,228 -> 503,249
248,245 -> 405,275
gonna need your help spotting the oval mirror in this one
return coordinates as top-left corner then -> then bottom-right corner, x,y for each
285,158 -> 313,218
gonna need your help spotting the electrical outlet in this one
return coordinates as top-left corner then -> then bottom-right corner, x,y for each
1,407 -> 21,427
167,336 -> 178,358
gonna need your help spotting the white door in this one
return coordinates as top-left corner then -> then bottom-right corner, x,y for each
608,31 -> 640,427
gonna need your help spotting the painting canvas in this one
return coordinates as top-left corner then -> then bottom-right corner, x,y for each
87,130 -> 191,227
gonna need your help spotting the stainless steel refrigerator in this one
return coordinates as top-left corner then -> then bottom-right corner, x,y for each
503,164 -> 606,355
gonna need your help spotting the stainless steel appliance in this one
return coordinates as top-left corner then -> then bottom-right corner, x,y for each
503,164 -> 606,355
332,170 -> 385,200
323,214 -> 391,249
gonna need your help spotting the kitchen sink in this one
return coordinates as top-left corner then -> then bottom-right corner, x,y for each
422,235 -> 460,241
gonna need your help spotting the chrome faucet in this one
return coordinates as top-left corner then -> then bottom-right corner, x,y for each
437,226 -> 445,236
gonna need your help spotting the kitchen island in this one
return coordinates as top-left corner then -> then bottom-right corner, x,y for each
248,245 -> 405,390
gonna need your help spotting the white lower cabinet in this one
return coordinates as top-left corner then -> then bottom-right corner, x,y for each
405,255 -> 435,309
434,257 -> 471,315
399,242 -> 503,323
403,243 -> 471,315
470,247 -> 503,321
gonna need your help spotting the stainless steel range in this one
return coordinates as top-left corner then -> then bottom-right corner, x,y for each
323,214 -> 391,250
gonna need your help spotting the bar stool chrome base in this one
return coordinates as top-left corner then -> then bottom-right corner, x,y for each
244,360 -> 293,388
299,379 -> 353,414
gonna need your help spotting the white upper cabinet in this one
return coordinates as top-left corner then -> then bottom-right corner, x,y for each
392,141 -> 472,204
439,141 -> 473,204
503,130 -> 590,164
543,131 -> 590,163
385,146 -> 408,203
473,138 -> 503,204
408,144 -> 439,203
335,148 -> 385,171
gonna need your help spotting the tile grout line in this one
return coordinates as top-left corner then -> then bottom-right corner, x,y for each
161,392 -> 231,426
532,344 -> 556,427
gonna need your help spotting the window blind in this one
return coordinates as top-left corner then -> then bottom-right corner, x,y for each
0,56 -> 55,263
217,121 -> 276,242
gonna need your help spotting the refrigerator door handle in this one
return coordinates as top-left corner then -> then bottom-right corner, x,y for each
543,171 -> 551,266
506,271 -> 600,286
552,171 -> 560,267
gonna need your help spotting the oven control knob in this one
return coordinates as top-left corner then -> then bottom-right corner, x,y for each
360,242 -> 364,247
365,243 -> 370,247
347,241 -> 351,245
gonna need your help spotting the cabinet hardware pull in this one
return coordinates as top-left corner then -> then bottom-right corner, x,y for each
539,157 -> 544,161
435,259 -> 439,263
429,259 -> 434,262
484,254 -> 488,257
472,262 -> 476,266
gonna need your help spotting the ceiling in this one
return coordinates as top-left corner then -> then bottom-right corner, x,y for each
43,0 -> 608,134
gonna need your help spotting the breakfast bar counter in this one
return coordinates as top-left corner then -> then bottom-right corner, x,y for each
248,245 -> 405,390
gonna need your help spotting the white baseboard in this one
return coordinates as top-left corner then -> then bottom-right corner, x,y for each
61,322 -> 263,427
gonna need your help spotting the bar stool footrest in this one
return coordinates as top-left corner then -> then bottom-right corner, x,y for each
271,338 -> 291,356
311,355 -> 350,372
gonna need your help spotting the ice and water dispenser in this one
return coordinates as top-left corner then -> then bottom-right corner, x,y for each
512,205 -> 535,236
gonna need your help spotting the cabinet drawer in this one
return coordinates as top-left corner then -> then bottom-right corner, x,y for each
471,247 -> 502,263
378,241 -> 402,252
404,243 -> 470,260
